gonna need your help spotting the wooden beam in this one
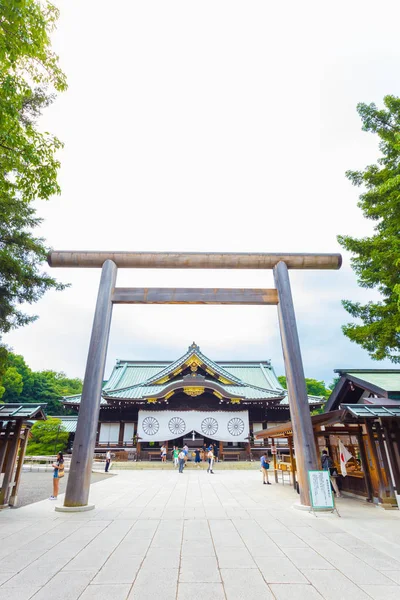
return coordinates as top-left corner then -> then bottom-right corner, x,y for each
112,287 -> 279,305
63,259 -> 117,509
48,251 -> 342,270
274,260 -> 319,507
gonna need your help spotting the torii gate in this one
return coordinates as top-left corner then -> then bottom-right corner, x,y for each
48,251 -> 342,510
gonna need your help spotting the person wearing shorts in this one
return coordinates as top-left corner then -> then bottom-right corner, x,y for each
50,451 -> 64,500
260,453 -> 271,485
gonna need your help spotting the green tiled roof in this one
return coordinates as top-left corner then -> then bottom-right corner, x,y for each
63,344 -> 324,406
0,404 -> 46,420
336,370 -> 400,392
343,404 -> 400,418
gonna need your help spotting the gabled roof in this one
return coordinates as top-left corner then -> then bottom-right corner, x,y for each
334,369 -> 400,393
142,342 -> 244,386
63,343 -> 324,407
326,369 -> 400,412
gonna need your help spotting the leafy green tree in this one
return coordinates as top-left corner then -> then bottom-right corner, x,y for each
26,417 -> 68,455
338,96 -> 400,362
278,375 -> 331,398
0,1 -> 67,335
0,366 -> 23,400
0,351 -> 82,413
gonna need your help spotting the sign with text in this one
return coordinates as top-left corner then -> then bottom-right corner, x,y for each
308,470 -> 334,509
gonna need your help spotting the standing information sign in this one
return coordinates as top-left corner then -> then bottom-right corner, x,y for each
308,470 -> 340,516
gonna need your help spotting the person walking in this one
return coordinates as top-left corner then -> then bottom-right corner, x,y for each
178,449 -> 186,473
194,447 -> 201,468
161,444 -> 167,463
260,452 -> 271,484
105,450 -> 111,472
321,450 -> 341,497
207,447 -> 215,474
173,446 -> 179,468
49,451 -> 64,500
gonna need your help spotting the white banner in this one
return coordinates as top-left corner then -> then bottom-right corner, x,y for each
137,410 -> 249,442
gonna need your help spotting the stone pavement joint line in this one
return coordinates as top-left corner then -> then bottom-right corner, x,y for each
0,470 -> 399,600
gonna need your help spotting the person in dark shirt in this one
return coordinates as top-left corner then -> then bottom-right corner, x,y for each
321,450 -> 341,498
194,448 -> 201,468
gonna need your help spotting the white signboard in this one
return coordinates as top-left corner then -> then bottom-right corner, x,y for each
308,470 -> 334,509
137,410 -> 249,442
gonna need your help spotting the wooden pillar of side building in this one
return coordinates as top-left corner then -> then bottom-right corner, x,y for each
288,436 -> 296,490
274,261 -> 319,506
357,426 -> 373,502
63,259 -> 117,508
9,425 -> 31,507
375,421 -> 397,505
0,421 -> 23,507
364,419 -> 387,505
219,440 -> 224,460
271,438 -> 278,483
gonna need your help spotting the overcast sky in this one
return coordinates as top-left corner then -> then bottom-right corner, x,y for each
4,0 -> 399,384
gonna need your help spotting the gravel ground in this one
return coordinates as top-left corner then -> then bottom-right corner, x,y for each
12,471 -> 114,508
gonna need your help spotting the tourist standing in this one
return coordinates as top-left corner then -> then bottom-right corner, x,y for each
173,446 -> 179,468
161,444 -> 167,463
207,447 -> 215,474
213,442 -> 219,463
183,444 -> 189,466
105,449 -> 111,472
260,452 -> 271,485
321,450 -> 341,497
194,447 -> 201,468
202,443 -> 207,461
49,451 -> 64,500
178,449 -> 186,473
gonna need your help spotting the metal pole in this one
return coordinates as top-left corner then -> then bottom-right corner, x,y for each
274,261 -> 319,506
63,259 -> 117,508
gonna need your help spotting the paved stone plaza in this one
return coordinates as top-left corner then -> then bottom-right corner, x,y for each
0,470 -> 399,600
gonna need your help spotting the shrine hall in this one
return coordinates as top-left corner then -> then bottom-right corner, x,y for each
63,343 -> 323,460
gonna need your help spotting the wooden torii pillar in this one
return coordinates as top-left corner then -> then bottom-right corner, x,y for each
48,251 -> 341,509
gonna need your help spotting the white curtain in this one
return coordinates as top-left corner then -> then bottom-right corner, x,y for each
99,423 -> 119,443
137,410 -> 249,442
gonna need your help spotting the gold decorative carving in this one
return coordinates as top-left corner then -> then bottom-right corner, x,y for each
206,367 -> 215,376
219,375 -> 234,385
147,398 -> 157,404
183,387 -> 204,397
185,355 -> 202,369
165,390 -> 175,400
213,390 -> 223,399
153,375 -> 169,384
230,398 -> 241,404
172,367 -> 183,376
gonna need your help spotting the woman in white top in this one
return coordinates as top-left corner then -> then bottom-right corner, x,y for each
160,444 -> 167,463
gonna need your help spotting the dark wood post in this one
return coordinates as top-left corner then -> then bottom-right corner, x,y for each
288,436 -> 296,490
381,421 -> 400,494
63,259 -> 117,508
365,420 -> 386,504
274,261 -> 319,506
357,426 -> 373,502
0,421 -> 22,507
9,425 -> 31,506
271,438 -> 278,483
0,422 -> 13,473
